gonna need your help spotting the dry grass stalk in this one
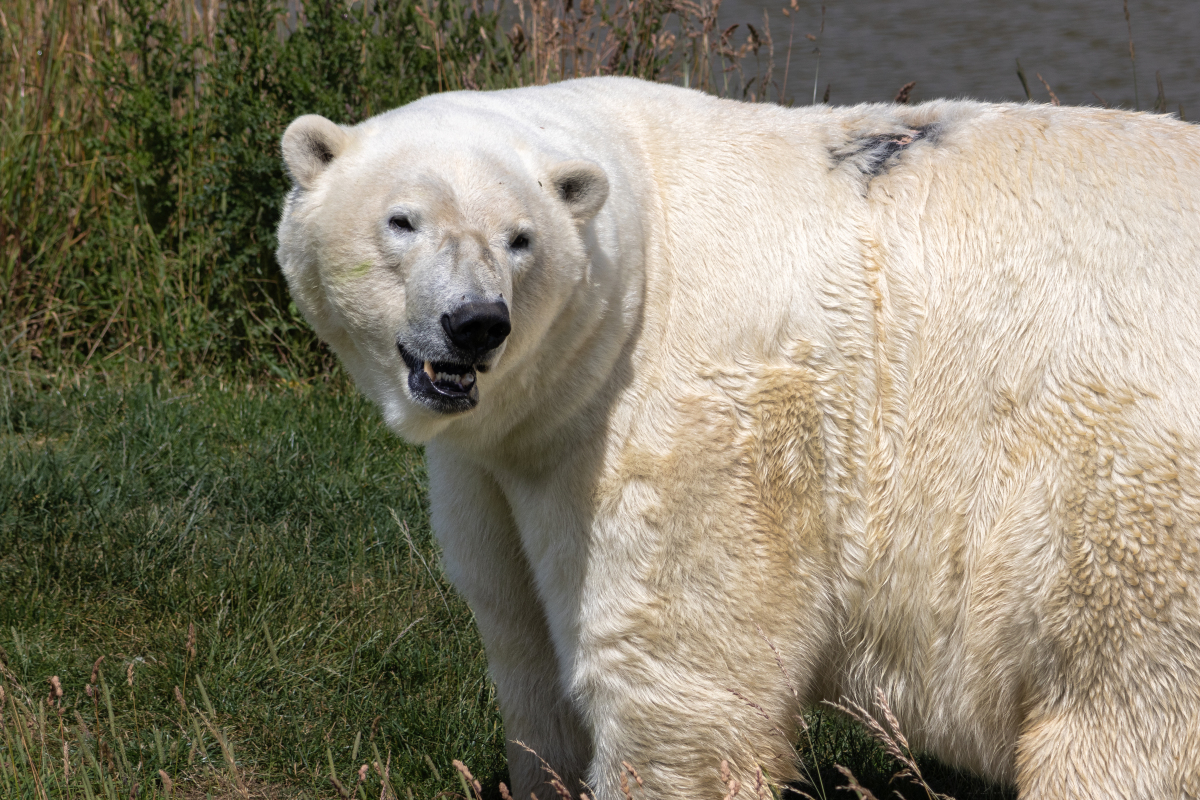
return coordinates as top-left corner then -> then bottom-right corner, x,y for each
515,738 -> 578,798
827,688 -> 955,800
551,775 -> 573,799
453,758 -> 484,800
621,760 -> 644,792
619,766 -> 634,800
752,765 -> 768,800
834,765 -> 879,800
1153,70 -> 1168,113
1036,72 -> 1060,105
195,708 -> 250,800
728,688 -> 789,742
159,768 -> 174,795
754,623 -> 803,724
89,656 -> 105,686
720,759 -> 741,799
372,742 -> 400,800
1123,0 -> 1139,108
502,0 -> 777,100
3,681 -> 48,800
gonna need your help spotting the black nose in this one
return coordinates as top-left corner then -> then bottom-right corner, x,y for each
441,299 -> 511,358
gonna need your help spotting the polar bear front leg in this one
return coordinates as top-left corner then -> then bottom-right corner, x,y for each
425,445 -> 591,799
576,619 -> 807,800
570,539 -> 812,797
568,460 -> 826,800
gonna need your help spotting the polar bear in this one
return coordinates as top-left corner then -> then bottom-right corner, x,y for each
277,78 -> 1200,799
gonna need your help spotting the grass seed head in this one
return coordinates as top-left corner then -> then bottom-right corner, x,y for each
721,761 -> 741,800
158,769 -> 173,794
452,759 -> 483,799
834,766 -> 879,800
89,655 -> 105,685
873,687 -> 909,752
621,761 -> 643,789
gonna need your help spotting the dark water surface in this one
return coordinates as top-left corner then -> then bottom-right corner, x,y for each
720,0 -> 1199,114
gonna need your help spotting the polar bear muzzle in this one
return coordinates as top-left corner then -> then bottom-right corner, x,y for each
395,298 -> 510,414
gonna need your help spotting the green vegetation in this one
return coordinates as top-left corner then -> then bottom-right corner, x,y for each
2,0 -> 777,380
3,0 -> 483,377
1,374 -> 505,798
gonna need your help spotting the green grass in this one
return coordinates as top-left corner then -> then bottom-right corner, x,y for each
1,373 -> 504,798
0,374 -> 1014,799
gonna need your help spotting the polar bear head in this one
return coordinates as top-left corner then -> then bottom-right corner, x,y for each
276,100 -> 610,442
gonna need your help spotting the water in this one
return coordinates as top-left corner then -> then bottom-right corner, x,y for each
720,0 -> 1199,115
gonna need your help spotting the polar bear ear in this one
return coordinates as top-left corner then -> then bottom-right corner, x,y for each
546,160 -> 609,222
281,114 -> 349,190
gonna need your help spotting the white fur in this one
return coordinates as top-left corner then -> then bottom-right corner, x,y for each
277,78 -> 1200,799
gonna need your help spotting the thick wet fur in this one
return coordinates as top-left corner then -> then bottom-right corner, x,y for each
276,79 -> 1200,799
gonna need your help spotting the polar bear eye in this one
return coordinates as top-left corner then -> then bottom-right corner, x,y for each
389,214 -> 415,233
509,233 -> 531,251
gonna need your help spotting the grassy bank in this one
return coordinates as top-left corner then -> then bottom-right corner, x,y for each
1,374 -> 501,799
1,376 -> 1012,799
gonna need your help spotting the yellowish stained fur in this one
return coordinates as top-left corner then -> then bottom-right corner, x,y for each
277,79 -> 1200,799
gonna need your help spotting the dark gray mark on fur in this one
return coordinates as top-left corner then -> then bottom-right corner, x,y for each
857,130 -> 919,175
832,123 -> 938,179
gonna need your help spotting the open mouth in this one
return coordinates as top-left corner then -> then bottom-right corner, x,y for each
398,343 -> 479,413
